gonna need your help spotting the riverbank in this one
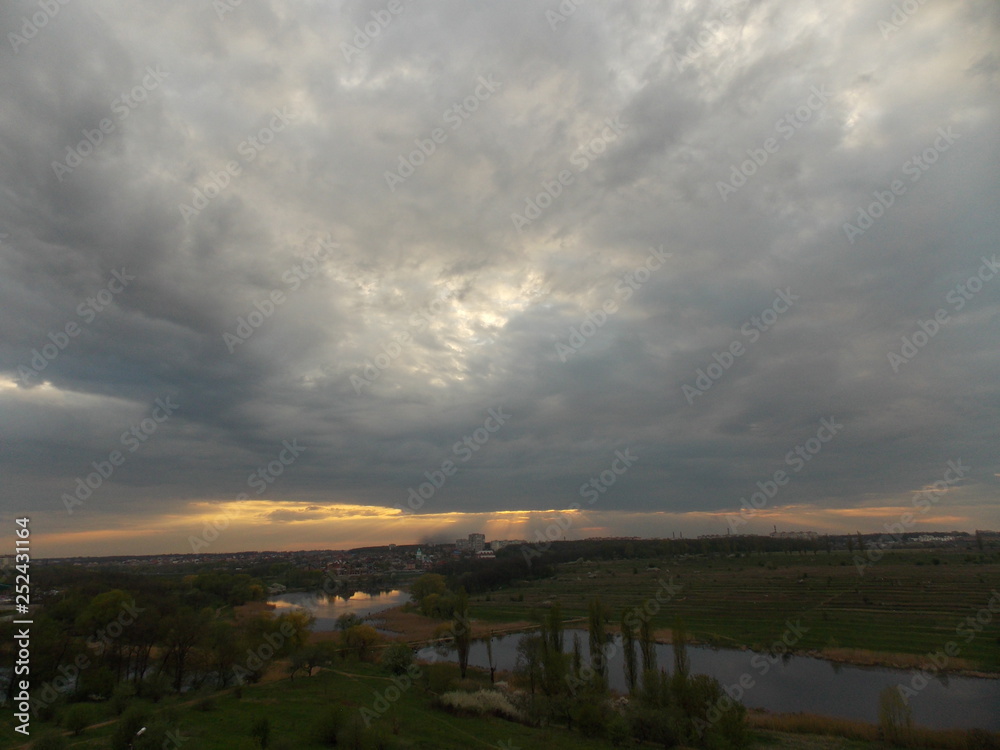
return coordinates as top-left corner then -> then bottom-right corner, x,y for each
366,604 -> 999,680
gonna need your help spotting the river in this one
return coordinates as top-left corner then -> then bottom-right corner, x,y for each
429,629 -> 999,730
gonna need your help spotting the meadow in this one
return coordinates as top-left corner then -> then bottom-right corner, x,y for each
469,549 -> 1000,672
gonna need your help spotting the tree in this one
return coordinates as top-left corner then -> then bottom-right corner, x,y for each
672,619 -> 690,680
410,573 -> 448,613
381,642 -> 413,675
515,634 -> 543,698
621,607 -> 638,694
485,632 -> 497,684
336,612 -> 363,631
588,597 -> 608,691
639,613 -> 657,674
453,588 -> 472,678
878,685 -> 913,745
342,625 -> 381,661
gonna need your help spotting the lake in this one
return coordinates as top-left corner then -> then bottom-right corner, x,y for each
268,589 -> 410,631
428,629 -> 1000,730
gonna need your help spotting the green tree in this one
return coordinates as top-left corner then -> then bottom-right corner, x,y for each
588,597 -> 608,692
453,588 -> 471,678
621,607 -> 638,694
878,685 -> 913,745
639,613 -> 657,674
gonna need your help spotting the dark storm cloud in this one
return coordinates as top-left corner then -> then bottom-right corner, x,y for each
0,0 -> 998,551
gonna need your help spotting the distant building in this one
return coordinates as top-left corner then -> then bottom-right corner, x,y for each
455,538 -> 470,550
476,549 -> 495,559
770,530 -> 818,540
468,533 -> 486,552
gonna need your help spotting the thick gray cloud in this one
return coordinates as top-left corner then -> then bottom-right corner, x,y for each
1,0 -> 998,554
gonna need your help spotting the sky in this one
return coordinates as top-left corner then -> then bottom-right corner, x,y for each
1,0 -> 998,558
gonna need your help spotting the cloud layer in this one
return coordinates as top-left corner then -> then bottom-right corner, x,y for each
1,0 -> 998,556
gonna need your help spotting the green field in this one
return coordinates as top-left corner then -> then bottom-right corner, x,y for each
471,550 -> 1000,669
0,661 -> 889,750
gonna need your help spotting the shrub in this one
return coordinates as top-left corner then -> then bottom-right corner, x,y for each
111,706 -> 151,750
62,702 -> 92,735
251,716 -> 271,749
575,701 -> 608,738
111,682 -> 136,715
381,643 -> 414,675
313,708 -> 345,746
424,662 -> 455,694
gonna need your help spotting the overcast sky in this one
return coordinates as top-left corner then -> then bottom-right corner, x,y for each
1,0 -> 998,558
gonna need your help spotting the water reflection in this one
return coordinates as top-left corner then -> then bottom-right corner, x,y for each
442,629 -> 1000,731
268,589 -> 410,630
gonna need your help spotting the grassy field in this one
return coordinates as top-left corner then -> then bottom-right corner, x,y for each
0,660 -> 896,750
470,549 -> 1000,670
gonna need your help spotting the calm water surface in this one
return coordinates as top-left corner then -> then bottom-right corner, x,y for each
268,589 -> 410,631
431,629 -> 999,730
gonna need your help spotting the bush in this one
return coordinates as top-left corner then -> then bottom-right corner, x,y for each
574,701 -> 608,738
111,706 -> 151,750
607,714 -> 632,747
134,724 -> 181,750
381,643 -> 414,675
111,682 -> 136,715
140,673 -> 171,702
424,662 -> 455,694
251,716 -> 271,749
62,702 -> 93,735
313,708 -> 346,746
